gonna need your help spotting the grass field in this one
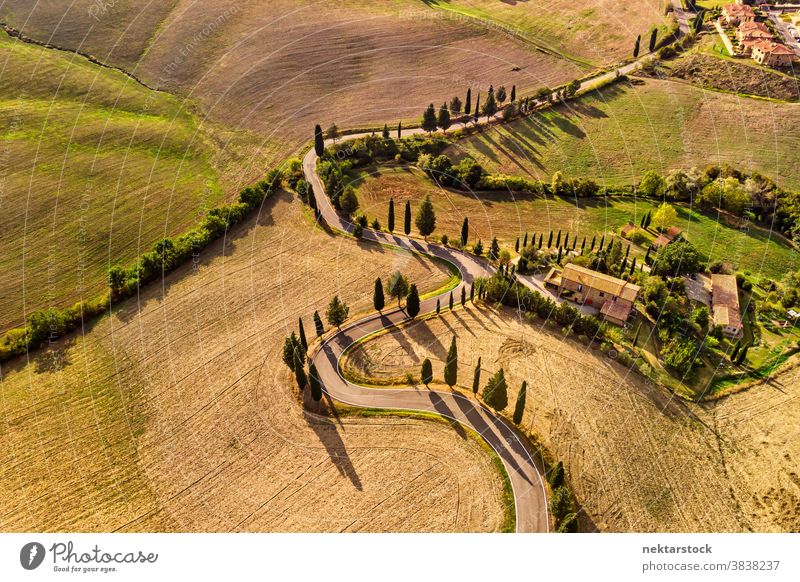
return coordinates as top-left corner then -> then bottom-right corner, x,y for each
0,32 -> 264,332
351,165 -> 798,279
446,77 -> 800,191
342,305 -> 800,532
0,193 -> 507,532
424,0 -> 672,67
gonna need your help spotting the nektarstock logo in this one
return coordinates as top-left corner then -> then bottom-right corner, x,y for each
20,542 -> 46,570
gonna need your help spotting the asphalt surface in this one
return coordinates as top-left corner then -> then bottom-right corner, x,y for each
299,10 -> 694,529
303,128 -> 551,533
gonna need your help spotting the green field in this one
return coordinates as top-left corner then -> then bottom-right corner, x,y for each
353,165 -> 798,279
446,77 -> 800,191
0,32 -> 243,331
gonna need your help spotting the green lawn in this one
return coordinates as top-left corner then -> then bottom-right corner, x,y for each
446,78 -> 800,192
352,164 -> 798,279
0,32 -> 233,331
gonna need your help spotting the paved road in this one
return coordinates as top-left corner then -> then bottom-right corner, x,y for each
300,10 -> 694,530
303,131 -> 551,533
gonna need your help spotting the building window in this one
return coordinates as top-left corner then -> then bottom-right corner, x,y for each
578,284 -> 583,292
599,292 -> 605,298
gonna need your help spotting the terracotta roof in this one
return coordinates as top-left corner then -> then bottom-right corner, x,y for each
711,274 -> 742,330
561,264 -> 640,303
652,235 -> 672,248
754,41 -> 794,55
738,21 -> 770,33
724,4 -> 755,16
740,29 -> 774,40
665,226 -> 682,240
621,223 -> 637,235
600,299 -> 634,322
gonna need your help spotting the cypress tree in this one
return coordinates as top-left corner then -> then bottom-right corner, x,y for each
298,317 -> 308,354
437,102 -> 452,132
444,336 -> 458,388
549,461 -> 565,489
283,332 -> 300,371
469,285 -> 474,302
422,103 -> 438,132
649,28 -> 658,52
473,94 -> 480,123
382,124 -> 390,139
625,244 -> 631,259
572,236 -> 577,251
314,124 -> 324,157
373,278 -> 385,311
404,201 -> 411,235
436,298 -> 441,314
482,368 -> 508,411
483,85 -> 497,118
590,235 -> 596,252
547,230 -> 553,248
308,363 -> 323,401
640,214 -> 645,228
644,246 -> 652,263
472,357 -> 482,394
461,286 -> 466,307
523,232 -> 528,248
736,344 -> 749,365
388,198 -> 395,232
313,310 -> 324,337
510,85 -> 516,103
461,217 -> 469,247
415,195 -> 436,238
730,341 -> 741,361
563,232 -> 569,249
489,237 -> 500,261
556,230 -> 562,248
515,237 -> 520,253
513,380 -> 527,424
406,284 -> 420,318
630,257 -> 637,275
449,291 -> 454,310
620,257 -> 627,273
538,233 -> 543,250
293,349 -> 307,389
599,235 -> 605,252
581,237 -> 586,254
421,358 -> 433,387
465,87 -> 472,115
557,246 -> 563,263
397,122 -> 402,139
633,34 -> 641,58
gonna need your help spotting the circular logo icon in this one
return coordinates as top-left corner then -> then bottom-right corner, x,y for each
20,542 -> 46,570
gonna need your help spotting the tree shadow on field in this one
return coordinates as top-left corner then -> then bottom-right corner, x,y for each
303,410 -> 363,491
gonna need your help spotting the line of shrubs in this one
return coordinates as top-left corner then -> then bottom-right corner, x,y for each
0,167 -> 286,363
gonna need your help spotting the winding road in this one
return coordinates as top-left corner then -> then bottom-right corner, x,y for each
301,4 -> 694,531
303,128 -> 551,532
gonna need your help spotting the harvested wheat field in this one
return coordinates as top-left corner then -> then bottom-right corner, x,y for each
1,0 -> 582,158
426,0 -> 671,67
0,192 -> 506,532
342,305 -> 800,532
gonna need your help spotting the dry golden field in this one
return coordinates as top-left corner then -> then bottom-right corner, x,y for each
0,193 -> 506,532
343,306 -> 800,532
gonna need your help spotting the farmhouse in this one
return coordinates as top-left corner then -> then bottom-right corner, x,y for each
548,264 -> 640,326
711,274 -> 744,339
722,3 -> 756,26
750,40 -> 794,67
736,21 -> 772,43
